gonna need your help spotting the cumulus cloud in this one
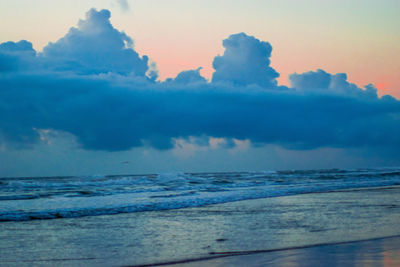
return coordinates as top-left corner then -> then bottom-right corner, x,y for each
42,8 -> 150,76
0,9 -> 399,153
166,67 -> 207,84
290,69 -> 378,99
212,32 -> 280,88
0,40 -> 36,72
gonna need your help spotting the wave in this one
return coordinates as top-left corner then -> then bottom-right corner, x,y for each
1,168 -> 400,221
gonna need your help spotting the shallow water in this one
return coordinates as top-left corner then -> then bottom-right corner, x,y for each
1,186 -> 400,266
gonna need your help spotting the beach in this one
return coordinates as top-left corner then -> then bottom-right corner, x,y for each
175,236 -> 400,267
1,183 -> 400,266
1,1 -> 399,266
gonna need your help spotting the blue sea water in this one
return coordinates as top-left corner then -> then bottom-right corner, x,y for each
1,168 -> 400,221
1,168 -> 400,266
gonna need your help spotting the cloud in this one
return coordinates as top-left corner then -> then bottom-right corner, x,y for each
166,67 -> 207,84
0,9 -> 399,154
0,40 -> 36,72
289,69 -> 378,99
117,0 -> 130,12
212,32 -> 280,88
42,8 -> 150,77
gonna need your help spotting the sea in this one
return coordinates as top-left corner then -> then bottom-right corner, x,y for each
1,168 -> 400,266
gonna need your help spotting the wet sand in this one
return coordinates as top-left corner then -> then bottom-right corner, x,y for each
171,236 -> 400,267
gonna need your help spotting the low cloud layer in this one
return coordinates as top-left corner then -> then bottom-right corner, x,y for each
0,9 -> 399,153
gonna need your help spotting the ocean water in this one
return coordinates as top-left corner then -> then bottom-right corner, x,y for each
1,168 -> 400,221
1,168 -> 400,266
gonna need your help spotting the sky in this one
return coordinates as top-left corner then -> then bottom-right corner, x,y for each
0,0 -> 399,177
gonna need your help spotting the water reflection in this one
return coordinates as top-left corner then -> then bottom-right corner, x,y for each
185,237 -> 400,267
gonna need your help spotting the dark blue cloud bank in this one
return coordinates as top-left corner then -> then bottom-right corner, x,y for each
0,9 -> 399,153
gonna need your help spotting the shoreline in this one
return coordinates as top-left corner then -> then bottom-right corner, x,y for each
171,235 -> 400,267
129,235 -> 400,267
2,186 -> 400,266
